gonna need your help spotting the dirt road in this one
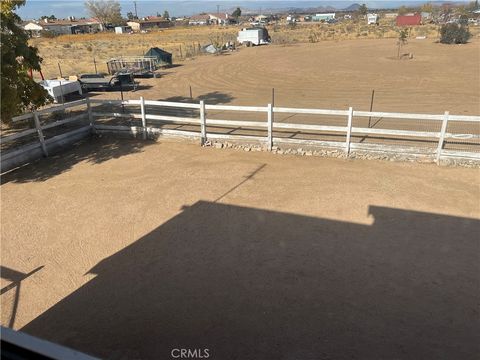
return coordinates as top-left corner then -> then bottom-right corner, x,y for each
1,138 -> 479,359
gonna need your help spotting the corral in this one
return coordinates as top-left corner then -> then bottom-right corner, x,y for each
1,137 -> 479,359
2,28 -> 480,360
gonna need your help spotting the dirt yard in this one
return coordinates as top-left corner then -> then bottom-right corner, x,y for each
32,22 -> 450,78
88,37 -> 480,116
1,137 -> 479,359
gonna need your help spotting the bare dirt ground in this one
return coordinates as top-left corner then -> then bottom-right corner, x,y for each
86,37 -> 480,153
93,37 -> 480,115
32,22 -> 450,78
1,137 -> 479,359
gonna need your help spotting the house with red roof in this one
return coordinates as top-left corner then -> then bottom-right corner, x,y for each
396,13 -> 422,26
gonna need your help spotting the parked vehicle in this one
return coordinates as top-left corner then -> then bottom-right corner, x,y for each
77,73 -> 113,91
39,79 -> 82,103
237,27 -> 271,46
367,13 -> 379,25
77,73 -> 137,92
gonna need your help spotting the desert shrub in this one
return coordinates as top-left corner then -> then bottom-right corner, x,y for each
62,43 -> 71,48
287,22 -> 297,30
40,30 -> 56,38
86,45 -> 93,52
308,31 -> 319,43
440,24 -> 472,44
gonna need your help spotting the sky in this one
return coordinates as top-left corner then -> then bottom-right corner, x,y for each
16,0 -> 460,19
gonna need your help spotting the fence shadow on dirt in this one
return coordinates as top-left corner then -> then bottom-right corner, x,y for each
1,137 -> 153,184
1,266 -> 44,328
159,91 -> 235,105
20,202 -> 479,360
142,91 -> 236,121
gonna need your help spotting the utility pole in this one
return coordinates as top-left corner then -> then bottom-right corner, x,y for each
217,4 -> 220,14
134,0 -> 138,18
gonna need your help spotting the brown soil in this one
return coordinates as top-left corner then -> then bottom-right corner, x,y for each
93,38 -> 480,116
1,138 -> 479,359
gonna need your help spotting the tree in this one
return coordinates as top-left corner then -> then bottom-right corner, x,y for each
397,28 -> 408,58
358,4 -> 368,16
421,3 -> 433,13
468,0 -> 480,10
440,23 -> 472,44
126,11 -> 136,20
163,10 -> 170,19
231,7 -> 242,18
459,14 -> 469,25
398,6 -> 408,15
84,0 -> 124,27
1,0 -> 51,124
40,14 -> 57,21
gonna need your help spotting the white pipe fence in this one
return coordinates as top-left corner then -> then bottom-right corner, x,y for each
2,97 -> 480,173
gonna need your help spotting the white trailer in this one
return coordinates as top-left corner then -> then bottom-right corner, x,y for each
367,13 -> 379,25
39,79 -> 82,103
237,28 -> 271,46
115,26 -> 132,34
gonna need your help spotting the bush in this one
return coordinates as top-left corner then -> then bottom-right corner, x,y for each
440,23 -> 472,44
40,30 -> 56,38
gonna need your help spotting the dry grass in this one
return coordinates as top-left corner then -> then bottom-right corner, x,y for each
31,26 -> 239,77
31,21 -> 480,78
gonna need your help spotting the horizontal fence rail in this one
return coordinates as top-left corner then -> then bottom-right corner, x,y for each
2,97 -> 480,173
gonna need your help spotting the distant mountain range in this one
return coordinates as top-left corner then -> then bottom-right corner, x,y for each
17,1 -> 471,20
344,3 -> 362,11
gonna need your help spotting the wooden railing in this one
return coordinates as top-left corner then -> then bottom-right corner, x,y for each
89,97 -> 480,162
2,97 -> 479,173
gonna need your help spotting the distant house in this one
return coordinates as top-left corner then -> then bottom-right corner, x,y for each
208,13 -> 233,25
255,15 -> 269,22
188,14 -> 211,25
127,17 -> 172,31
396,13 -> 422,26
188,13 -> 232,25
286,14 -> 298,23
24,18 -> 103,35
24,22 -> 43,37
312,13 -> 336,22
384,13 -> 398,19
421,12 -> 432,20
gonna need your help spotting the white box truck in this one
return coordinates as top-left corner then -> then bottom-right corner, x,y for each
237,27 -> 271,46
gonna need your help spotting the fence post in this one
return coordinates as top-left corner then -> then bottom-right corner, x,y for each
200,100 -> 207,145
436,111 -> 449,164
86,97 -> 94,128
33,111 -> 48,157
140,96 -> 147,140
345,107 -> 353,156
267,103 -> 273,151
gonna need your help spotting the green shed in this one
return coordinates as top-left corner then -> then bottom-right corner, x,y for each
144,47 -> 173,66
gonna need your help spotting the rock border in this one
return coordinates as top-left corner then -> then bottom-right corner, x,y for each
202,140 -> 479,168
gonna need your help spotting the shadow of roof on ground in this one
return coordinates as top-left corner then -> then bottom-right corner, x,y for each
20,202 -> 479,359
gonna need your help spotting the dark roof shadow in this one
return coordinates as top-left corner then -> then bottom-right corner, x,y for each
20,202 -> 480,359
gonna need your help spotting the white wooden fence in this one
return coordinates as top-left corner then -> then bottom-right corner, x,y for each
88,97 -> 480,162
2,97 -> 480,173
